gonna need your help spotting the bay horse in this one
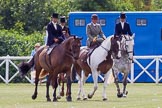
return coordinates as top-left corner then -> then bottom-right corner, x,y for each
18,36 -> 82,102
56,68 -> 76,99
75,35 -> 121,101
112,34 -> 135,98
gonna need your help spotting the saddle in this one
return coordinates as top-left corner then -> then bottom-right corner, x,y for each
39,44 -> 57,71
47,43 -> 58,55
83,43 -> 99,63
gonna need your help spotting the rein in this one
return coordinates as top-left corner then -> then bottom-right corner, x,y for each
100,45 -> 109,52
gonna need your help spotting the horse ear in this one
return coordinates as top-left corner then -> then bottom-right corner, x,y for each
114,35 -> 120,41
79,37 -> 83,40
132,33 -> 135,38
73,35 -> 76,39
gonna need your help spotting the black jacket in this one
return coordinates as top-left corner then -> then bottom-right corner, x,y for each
115,22 -> 132,36
47,22 -> 63,46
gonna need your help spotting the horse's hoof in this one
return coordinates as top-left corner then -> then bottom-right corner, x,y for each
57,96 -> 61,99
53,98 -> 58,102
77,97 -> 81,101
66,96 -> 72,102
83,98 -> 87,100
103,98 -> 107,101
88,94 -> 92,99
122,94 -> 127,97
32,95 -> 37,100
47,98 -> 51,102
122,91 -> 128,97
117,93 -> 123,98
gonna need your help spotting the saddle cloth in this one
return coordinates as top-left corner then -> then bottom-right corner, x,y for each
47,43 -> 58,55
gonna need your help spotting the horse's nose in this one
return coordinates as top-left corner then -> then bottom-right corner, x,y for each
116,56 -> 121,59
117,51 -> 121,59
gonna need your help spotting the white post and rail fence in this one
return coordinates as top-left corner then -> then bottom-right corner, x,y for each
0,55 -> 162,84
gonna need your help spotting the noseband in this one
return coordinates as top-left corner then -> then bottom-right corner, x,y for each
122,35 -> 134,55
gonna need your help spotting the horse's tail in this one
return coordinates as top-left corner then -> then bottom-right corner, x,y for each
18,56 -> 34,77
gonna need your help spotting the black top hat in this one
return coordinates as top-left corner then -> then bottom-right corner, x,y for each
91,14 -> 98,19
60,16 -> 66,23
52,13 -> 59,18
120,12 -> 126,19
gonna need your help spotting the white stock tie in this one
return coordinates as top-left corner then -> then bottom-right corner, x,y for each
54,23 -> 57,30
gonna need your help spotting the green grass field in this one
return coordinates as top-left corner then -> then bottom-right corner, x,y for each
0,83 -> 162,108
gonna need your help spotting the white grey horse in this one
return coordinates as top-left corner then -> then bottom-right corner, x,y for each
112,34 -> 135,98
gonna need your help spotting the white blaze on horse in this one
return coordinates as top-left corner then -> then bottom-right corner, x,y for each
112,34 -> 135,98
75,35 -> 121,101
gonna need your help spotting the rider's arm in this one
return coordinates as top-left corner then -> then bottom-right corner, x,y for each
86,24 -> 94,40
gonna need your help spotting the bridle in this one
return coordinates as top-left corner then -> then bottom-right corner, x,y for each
66,39 -> 81,60
122,35 -> 134,60
100,37 -> 121,59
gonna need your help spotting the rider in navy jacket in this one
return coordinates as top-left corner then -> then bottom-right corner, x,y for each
115,12 -> 132,37
47,13 -> 63,46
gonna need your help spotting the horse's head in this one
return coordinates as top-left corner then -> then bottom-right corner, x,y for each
67,36 -> 82,60
121,34 -> 135,60
110,36 -> 121,59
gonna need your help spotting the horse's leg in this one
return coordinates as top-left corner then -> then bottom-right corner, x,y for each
122,73 -> 128,97
46,74 -> 51,101
77,73 -> 82,100
52,75 -> 58,102
112,69 -> 123,98
57,74 -> 61,99
66,74 -> 72,101
81,70 -> 88,100
74,63 -> 83,100
102,70 -> 111,101
32,68 -> 41,100
60,73 -> 65,96
88,71 -> 98,99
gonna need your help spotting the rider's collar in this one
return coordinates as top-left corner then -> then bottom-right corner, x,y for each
52,21 -> 57,25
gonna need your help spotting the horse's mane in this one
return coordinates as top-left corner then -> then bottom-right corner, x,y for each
101,35 -> 113,45
101,35 -> 114,49
61,37 -> 74,49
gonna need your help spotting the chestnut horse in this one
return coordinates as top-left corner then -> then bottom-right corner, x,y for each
19,36 -> 82,102
75,35 -> 121,101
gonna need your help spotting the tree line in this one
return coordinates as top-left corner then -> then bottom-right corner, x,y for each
1,0 -> 162,35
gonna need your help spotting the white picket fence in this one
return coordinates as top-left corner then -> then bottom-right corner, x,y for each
0,55 -> 162,84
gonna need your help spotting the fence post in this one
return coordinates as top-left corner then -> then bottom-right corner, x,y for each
5,55 -> 10,84
131,61 -> 134,84
155,57 -> 159,84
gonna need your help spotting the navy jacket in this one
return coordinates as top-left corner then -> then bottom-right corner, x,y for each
47,22 -> 63,46
62,26 -> 71,36
115,22 -> 132,36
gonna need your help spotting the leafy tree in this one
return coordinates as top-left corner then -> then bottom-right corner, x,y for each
73,0 -> 116,11
114,0 -> 135,11
0,29 -> 43,56
0,0 -> 77,34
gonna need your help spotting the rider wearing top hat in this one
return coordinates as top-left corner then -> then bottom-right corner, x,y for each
60,16 -> 71,39
47,13 -> 63,46
46,13 -> 63,54
114,12 -> 133,38
86,14 -> 106,47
